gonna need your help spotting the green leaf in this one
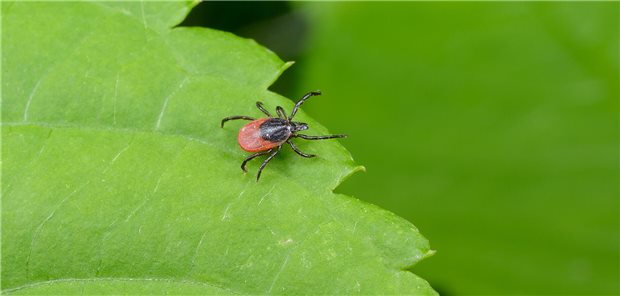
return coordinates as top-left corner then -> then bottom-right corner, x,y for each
2,2 -> 436,295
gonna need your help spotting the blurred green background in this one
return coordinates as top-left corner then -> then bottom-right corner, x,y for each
182,2 -> 619,295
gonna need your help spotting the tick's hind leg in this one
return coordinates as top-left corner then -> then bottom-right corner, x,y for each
221,116 -> 255,128
287,140 -> 315,158
256,146 -> 282,181
241,150 -> 272,172
294,134 -> 347,140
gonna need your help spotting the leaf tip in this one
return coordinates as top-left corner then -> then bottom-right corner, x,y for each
423,249 -> 437,259
333,164 -> 365,192
277,61 -> 295,77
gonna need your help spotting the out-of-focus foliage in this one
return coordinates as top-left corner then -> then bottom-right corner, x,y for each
293,2 -> 619,294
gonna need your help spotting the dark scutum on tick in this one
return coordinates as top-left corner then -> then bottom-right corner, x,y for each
221,90 -> 347,181
259,118 -> 291,142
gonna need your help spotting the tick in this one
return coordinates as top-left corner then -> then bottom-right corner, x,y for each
221,90 -> 347,181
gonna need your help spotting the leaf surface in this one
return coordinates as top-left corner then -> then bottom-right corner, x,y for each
1,2 -> 435,294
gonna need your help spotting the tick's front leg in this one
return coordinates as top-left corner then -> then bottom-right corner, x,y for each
294,134 -> 347,140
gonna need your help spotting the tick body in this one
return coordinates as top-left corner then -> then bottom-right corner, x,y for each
237,118 -> 290,152
221,91 -> 346,181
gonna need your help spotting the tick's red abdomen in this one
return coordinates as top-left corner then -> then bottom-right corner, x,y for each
238,118 -> 281,152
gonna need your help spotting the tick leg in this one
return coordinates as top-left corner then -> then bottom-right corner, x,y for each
289,90 -> 321,120
287,140 -> 316,158
295,134 -> 347,140
276,106 -> 288,119
256,101 -> 272,117
221,116 -> 255,128
256,146 -> 281,181
241,150 -> 272,173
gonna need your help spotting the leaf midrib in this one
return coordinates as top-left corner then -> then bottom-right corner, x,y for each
2,121 -> 348,196
2,277 -> 240,295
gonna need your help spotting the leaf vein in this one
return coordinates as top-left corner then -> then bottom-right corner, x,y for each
20,32 -> 95,122
155,76 -> 189,130
94,142 -> 189,275
23,79 -> 42,122
189,231 -> 209,273
112,72 -> 120,126
221,180 -> 251,221
139,0 -> 147,31
26,180 -> 92,279
258,185 -> 276,206
267,254 -> 289,294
